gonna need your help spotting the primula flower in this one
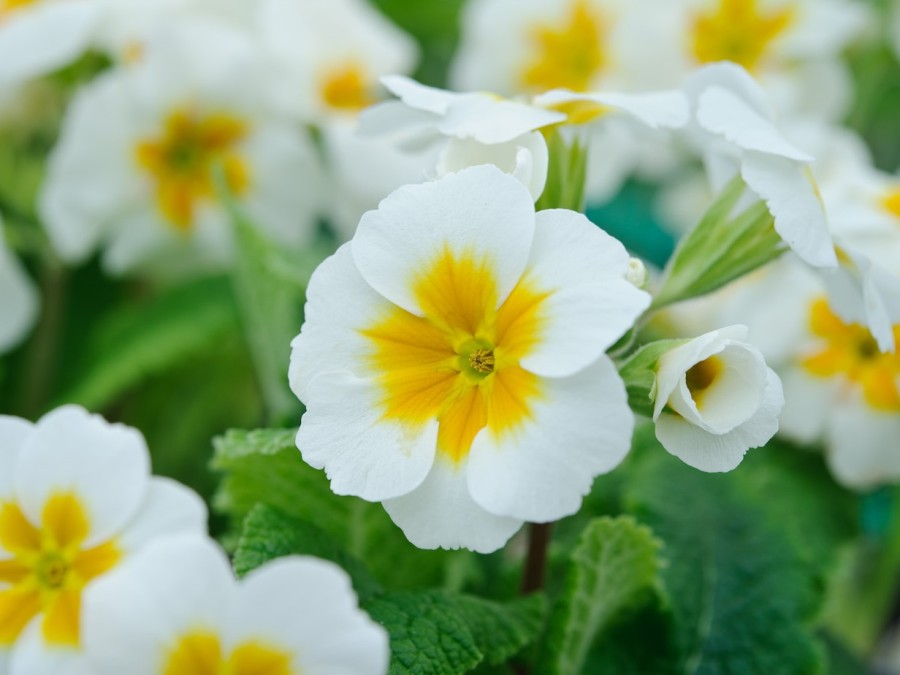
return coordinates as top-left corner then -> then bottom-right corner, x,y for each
0,405 -> 206,674
290,165 -> 650,553
40,20 -> 322,275
0,221 -> 38,354
652,325 -> 784,472
81,536 -> 388,675
682,62 -> 836,268
259,0 -> 418,124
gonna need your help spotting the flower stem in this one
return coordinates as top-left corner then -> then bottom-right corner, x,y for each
520,522 -> 553,595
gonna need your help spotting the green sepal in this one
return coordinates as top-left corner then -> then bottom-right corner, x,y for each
536,129 -> 589,212
617,339 -> 687,418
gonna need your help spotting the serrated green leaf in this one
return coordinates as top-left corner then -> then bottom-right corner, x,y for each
625,426 -> 827,675
211,427 -> 475,590
56,276 -> 239,409
365,591 -> 545,674
538,516 -> 665,675
233,503 -> 382,601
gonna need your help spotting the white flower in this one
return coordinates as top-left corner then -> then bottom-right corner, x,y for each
39,20 -> 322,275
259,0 -> 418,123
652,325 -> 784,472
0,220 -> 38,354
0,0 -> 101,88
0,405 -> 206,674
683,62 -> 836,268
81,535 -> 388,675
290,165 -> 650,553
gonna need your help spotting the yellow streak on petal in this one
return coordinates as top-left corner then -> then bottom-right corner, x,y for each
691,0 -> 794,71
42,588 -> 81,646
164,630 -> 222,675
882,188 -> 900,219
228,642 -> 294,675
0,502 -> 40,554
0,557 -> 30,585
362,249 -> 548,461
521,0 -> 606,93
70,541 -> 121,583
42,492 -> 89,550
0,586 -> 41,646
321,62 -> 374,111
802,298 -> 900,411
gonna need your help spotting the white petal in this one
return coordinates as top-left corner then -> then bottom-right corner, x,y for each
437,132 -> 548,201
826,403 -> 900,488
383,459 -> 522,554
8,621 -> 90,675
741,151 -> 837,268
352,165 -> 535,316
289,243 -> 394,402
0,415 -> 31,501
0,236 -> 38,353
81,535 -> 234,675
696,86 -> 811,161
117,477 -> 208,553
655,369 -> 783,473
519,210 -> 650,378
296,372 -> 438,502
778,366 -> 839,445
14,406 -> 150,548
534,89 -> 690,129
0,1 -> 100,86
467,355 -> 632,523
437,95 -> 565,144
225,557 -> 388,674
685,62 -> 775,120
381,75 -> 457,115
356,100 -> 442,146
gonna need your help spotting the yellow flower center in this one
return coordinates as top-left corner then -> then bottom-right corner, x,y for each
685,355 -> 724,409
0,493 -> 121,647
882,187 -> 900,219
802,298 -> 900,411
135,108 -> 250,232
320,63 -> 374,112
362,248 -> 549,463
691,0 -> 795,71
164,630 -> 294,675
521,0 -> 606,93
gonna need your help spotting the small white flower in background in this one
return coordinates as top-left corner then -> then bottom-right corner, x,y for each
40,20 -> 322,275
259,0 -> 418,124
0,219 -> 38,354
646,0 -> 868,121
81,536 -> 388,675
290,165 -> 650,553
682,62 -> 836,268
652,325 -> 784,472
0,405 -> 206,674
0,0 -> 101,88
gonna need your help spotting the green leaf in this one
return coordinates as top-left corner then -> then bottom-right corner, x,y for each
211,427 -> 475,590
56,276 -> 239,410
625,426 -> 827,675
536,130 -> 589,212
233,503 -> 382,602
365,590 -> 545,674
538,516 -> 666,675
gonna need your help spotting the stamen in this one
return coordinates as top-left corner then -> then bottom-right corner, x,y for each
469,348 -> 495,375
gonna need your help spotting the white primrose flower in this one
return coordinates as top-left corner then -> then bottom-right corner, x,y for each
81,536 -> 388,675
0,405 -> 207,674
683,62 -> 836,268
0,0 -> 101,88
450,0 -> 673,96
645,0 -> 869,121
0,221 -> 38,354
259,0 -> 418,123
289,165 -> 650,553
652,325 -> 784,472
40,20 -> 322,275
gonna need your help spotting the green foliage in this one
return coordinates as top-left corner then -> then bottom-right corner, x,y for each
365,591 -> 545,674
56,277 -> 240,410
538,516 -> 666,675
536,130 -> 589,212
233,503 -> 382,601
211,427 -> 474,590
624,427 -> 828,675
617,339 -> 686,418
651,177 -> 785,310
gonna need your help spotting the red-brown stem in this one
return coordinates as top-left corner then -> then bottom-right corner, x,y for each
520,522 -> 553,595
